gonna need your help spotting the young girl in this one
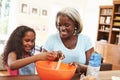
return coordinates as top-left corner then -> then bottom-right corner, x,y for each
2,25 -> 63,75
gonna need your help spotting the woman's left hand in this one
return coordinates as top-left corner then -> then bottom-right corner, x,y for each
51,50 -> 65,61
69,62 -> 87,75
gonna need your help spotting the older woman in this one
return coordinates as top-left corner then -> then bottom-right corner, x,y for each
42,7 -> 94,66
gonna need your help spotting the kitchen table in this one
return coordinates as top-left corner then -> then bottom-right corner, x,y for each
0,70 -> 120,80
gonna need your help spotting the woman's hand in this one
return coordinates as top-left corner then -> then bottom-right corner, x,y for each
52,50 -> 65,61
69,62 -> 87,75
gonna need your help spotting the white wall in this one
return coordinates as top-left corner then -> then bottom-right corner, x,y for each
8,0 -> 87,46
82,0 -> 113,46
8,0 -> 113,46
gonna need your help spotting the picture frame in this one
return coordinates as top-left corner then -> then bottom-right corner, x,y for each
21,3 -> 29,14
30,6 -> 39,16
42,9 -> 47,16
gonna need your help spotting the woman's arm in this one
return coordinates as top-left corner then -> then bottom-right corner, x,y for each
85,47 -> 94,65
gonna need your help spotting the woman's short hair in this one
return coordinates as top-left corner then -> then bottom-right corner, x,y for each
56,7 -> 83,34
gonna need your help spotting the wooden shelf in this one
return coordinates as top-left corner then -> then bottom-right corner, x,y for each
111,1 -> 120,44
96,2 -> 120,70
97,5 -> 113,43
98,30 -> 110,32
114,12 -> 120,14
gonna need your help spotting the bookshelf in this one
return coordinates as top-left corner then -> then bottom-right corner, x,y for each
111,1 -> 120,44
97,6 -> 113,43
95,4 -> 120,70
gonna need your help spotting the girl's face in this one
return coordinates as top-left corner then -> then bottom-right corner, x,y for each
56,15 -> 75,39
22,31 -> 35,53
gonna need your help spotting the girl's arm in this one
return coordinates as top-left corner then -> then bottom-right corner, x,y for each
7,51 -> 56,70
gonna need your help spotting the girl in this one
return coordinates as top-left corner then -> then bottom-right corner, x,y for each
2,25 -> 63,75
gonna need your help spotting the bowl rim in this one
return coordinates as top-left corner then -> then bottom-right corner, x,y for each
35,61 -> 76,71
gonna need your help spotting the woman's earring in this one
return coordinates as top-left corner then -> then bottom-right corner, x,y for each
73,27 -> 77,35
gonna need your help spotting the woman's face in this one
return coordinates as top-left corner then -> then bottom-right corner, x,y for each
56,15 -> 75,39
22,31 -> 35,53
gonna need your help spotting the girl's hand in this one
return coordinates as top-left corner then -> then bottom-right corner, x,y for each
46,51 -> 57,61
36,51 -> 65,61
35,52 -> 56,61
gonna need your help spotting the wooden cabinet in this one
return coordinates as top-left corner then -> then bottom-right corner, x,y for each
97,4 -> 120,44
95,42 -> 120,70
96,5 -> 113,64
95,42 -> 108,62
97,6 -> 113,43
107,44 -> 120,70
96,3 -> 120,70
111,1 -> 120,44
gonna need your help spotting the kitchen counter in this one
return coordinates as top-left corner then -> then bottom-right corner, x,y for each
0,70 -> 120,80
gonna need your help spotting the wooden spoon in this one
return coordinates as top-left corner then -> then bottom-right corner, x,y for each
56,59 -> 61,70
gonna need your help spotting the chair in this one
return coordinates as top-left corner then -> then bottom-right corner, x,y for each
100,63 -> 112,71
100,57 -> 112,71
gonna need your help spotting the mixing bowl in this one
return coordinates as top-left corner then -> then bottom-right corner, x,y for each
35,61 -> 76,80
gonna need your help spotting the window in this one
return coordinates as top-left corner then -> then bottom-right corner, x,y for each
0,0 -> 10,54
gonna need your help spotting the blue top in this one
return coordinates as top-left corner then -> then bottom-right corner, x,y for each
19,52 -> 35,75
19,63 -> 35,75
43,33 -> 93,64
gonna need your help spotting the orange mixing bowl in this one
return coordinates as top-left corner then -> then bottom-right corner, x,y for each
35,61 -> 76,80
